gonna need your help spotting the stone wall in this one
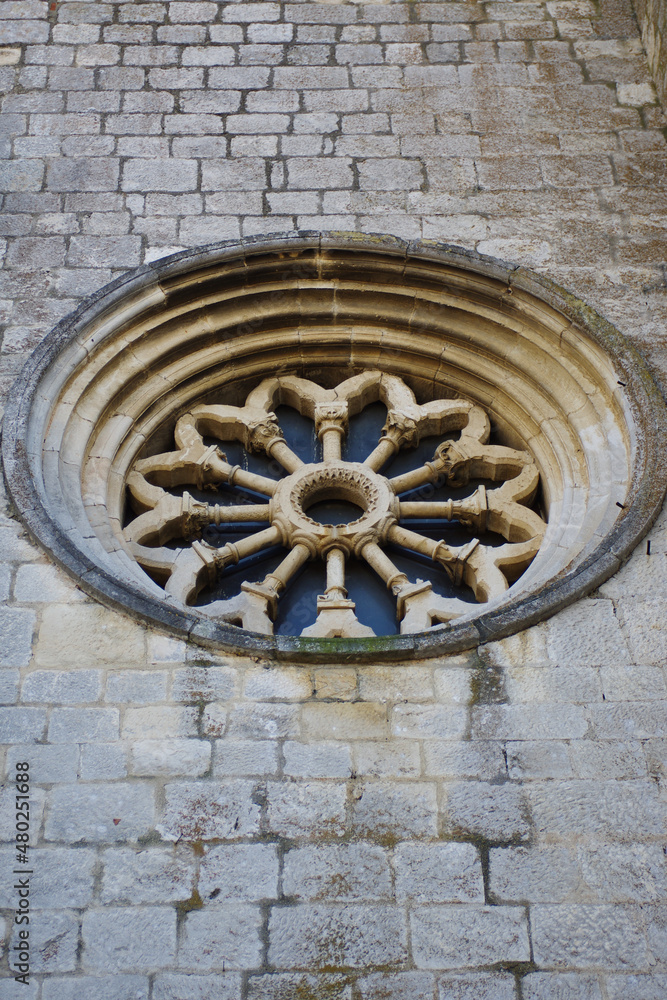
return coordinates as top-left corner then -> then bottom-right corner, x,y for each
634,0 -> 667,103
1,1 -> 667,998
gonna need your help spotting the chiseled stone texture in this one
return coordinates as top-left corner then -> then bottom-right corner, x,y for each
0,0 -> 667,994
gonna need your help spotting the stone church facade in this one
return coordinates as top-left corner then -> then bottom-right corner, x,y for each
1,1 -> 667,998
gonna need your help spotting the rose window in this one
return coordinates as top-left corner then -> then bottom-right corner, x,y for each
125,372 -> 545,637
4,234 -> 665,659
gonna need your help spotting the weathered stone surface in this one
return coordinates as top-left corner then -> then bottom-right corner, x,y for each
394,842 -> 485,902
179,906 -> 263,970
83,906 -> 177,971
158,781 -> 261,841
199,843 -> 279,901
45,783 -> 155,842
268,904 -> 409,969
411,905 -> 530,969
282,843 -> 392,901
101,847 -> 195,904
531,904 -> 650,969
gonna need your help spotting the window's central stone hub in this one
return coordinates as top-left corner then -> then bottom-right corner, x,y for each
270,462 -> 399,557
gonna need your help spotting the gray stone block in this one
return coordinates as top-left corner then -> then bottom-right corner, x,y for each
172,666 -> 236,701
0,608 -> 36,667
153,974 -> 242,1000
83,906 -> 177,971
268,904 -> 408,969
130,738 -> 211,777
0,846 -> 95,908
282,843 -> 392,901
248,975 -> 352,999
199,843 -> 279,901
444,781 -> 530,841
522,973 -> 603,1000
438,973 -> 518,999
101,846 -> 195,904
578,844 -> 667,901
10,909 -> 79,972
528,780 -> 667,841
159,780 -> 261,841
411,905 -> 530,969
605,975 -> 667,1000
45,783 -> 155,842
489,847 -> 580,903
0,706 -> 46,742
266,780 -> 347,839
79,743 -> 127,780
213,740 -> 279,776
179,905 -> 263,970
41,978 -> 149,1000
394,842 -> 484,903
283,741 -> 352,778
357,972 -> 437,999
532,904 -> 649,969
48,707 -> 119,742
351,781 -> 438,838
22,669 -> 102,704
106,670 -> 168,703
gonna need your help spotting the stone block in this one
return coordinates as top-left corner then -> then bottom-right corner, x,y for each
172,666 -> 236,701
0,607 -> 36,667
106,670 -> 168,703
351,781 -> 438,838
159,781 -> 260,841
391,704 -> 468,739
587,703 -> 667,739
48,707 -> 119,743
14,563 -> 84,603
528,780 -> 666,841
22,669 -> 102,704
578,844 -> 667,901
213,740 -> 279,776
130,739 -> 211,777
600,664 -> 667,701
0,846 -> 95,908
471,704 -> 589,741
286,157 -> 354,189
10,909 -> 78,972
268,904 -> 408,968
314,668 -> 357,700
606,975 -> 667,999
569,740 -> 646,779
41,977 -> 149,1000
424,741 -> 506,779
199,843 -> 279,901
504,665 -> 602,703
201,158 -> 268,191
282,843 -> 392,901
0,707 -> 46,742
352,740 -> 421,777
46,157 -> 119,192
101,846 -> 195,903
489,846 -> 580,903
357,972 -> 437,999
6,743 -> 77,782
438,973 -> 518,999
80,743 -> 127,780
122,706 -> 198,739
521,974 -> 602,1000
0,668 -> 18,706
83,906 -> 177,971
359,666 -> 434,702
179,905 -> 263,970
394,842 -> 484,902
45,783 -> 155,843
283,741 -> 352,778
35,605 -> 145,666
266,780 -> 347,838
301,702 -> 388,740
244,667 -> 313,701
411,905 -> 530,969
122,158 -> 198,192
154,975 -> 242,1000
444,781 -> 530,841
531,904 -> 649,970
506,741 -> 573,779
247,974 -> 352,999
223,703 -> 300,740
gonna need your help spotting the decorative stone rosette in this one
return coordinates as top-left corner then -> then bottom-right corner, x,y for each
124,372 -> 546,638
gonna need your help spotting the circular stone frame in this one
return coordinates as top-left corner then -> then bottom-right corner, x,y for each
3,233 -> 666,661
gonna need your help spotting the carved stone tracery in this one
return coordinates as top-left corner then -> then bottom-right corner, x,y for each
123,372 -> 546,638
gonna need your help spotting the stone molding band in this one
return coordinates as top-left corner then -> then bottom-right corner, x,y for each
3,233 -> 666,661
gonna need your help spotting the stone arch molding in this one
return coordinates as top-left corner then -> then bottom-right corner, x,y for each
3,233 -> 666,661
